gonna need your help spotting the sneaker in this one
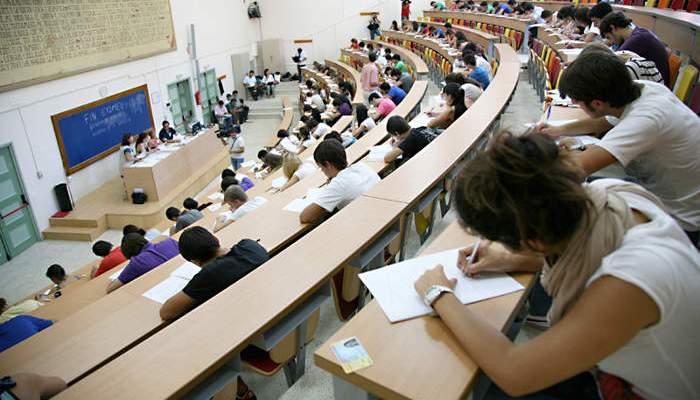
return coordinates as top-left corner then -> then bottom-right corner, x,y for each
523,314 -> 550,330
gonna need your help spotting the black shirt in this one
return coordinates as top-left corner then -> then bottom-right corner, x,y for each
182,239 -> 269,304
159,127 -> 177,141
398,127 -> 441,161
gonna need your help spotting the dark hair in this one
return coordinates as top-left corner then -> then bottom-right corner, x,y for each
445,72 -> 466,86
463,53 -> 477,67
444,22 -> 452,28
355,104 -> 370,124
121,233 -> 149,259
277,129 -> 289,138
521,2 -> 534,11
368,52 -> 377,62
166,207 -> 181,221
332,98 -> 342,107
218,100 -> 224,106
122,224 -> 146,236
557,5 -> 575,19
257,149 -> 268,160
368,92 -> 382,102
575,7 -> 591,25
599,11 -> 632,36
92,240 -> 113,257
541,9 -> 553,19
221,176 -> 239,192
443,82 -> 468,121
121,134 -> 131,146
162,120 -> 170,127
0,298 -> 6,310
323,131 -> 343,143
589,2 -> 613,20
454,132 -> 589,251
387,115 -> 411,135
306,119 -> 319,130
183,197 -> 199,210
393,54 -> 401,61
221,168 -> 236,179
559,52 -> 641,108
379,82 -> 391,92
314,139 -> 347,170
390,68 -> 402,79
298,126 -> 311,141
178,226 -> 220,263
46,264 -> 66,281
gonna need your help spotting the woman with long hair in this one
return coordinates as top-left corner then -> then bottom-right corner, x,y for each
427,82 -> 467,129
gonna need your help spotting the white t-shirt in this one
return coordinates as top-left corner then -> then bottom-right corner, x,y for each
243,76 -> 257,87
214,104 -> 227,117
360,116 -> 377,131
312,163 -> 380,211
584,22 -> 600,36
293,161 -> 317,180
377,55 -> 388,67
120,145 -> 135,172
596,81 -> 700,231
226,196 -> 268,222
228,136 -> 245,159
310,94 -> 326,111
313,122 -> 333,139
280,137 -> 300,154
586,179 -> 700,400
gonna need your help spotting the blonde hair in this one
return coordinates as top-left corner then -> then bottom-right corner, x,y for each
282,153 -> 303,179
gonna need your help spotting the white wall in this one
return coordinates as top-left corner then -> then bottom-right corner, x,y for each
0,0 -> 261,232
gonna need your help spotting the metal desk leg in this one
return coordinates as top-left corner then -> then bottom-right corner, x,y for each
333,376 -> 380,400
283,319 -> 309,386
183,356 -> 241,400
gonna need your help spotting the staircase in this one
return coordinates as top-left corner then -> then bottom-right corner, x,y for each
247,82 -> 300,121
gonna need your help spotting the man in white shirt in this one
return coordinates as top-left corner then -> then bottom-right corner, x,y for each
293,48 -> 307,83
306,91 -> 326,112
539,51 -> 700,243
228,131 -> 245,170
306,119 -> 332,139
243,70 -> 258,101
213,185 -> 267,232
213,100 -> 228,124
300,139 -> 380,224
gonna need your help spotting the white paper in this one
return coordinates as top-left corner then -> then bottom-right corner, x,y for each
560,48 -> 584,57
367,144 -> 392,162
109,268 -> 125,281
160,228 -> 171,237
142,276 -> 189,304
359,249 -> 524,323
208,192 -> 224,201
284,198 -> 313,213
546,119 -> 577,127
170,262 -> 201,281
409,113 -> 433,128
207,203 -> 222,212
144,228 -> 161,241
271,176 -> 289,189
241,160 -> 256,168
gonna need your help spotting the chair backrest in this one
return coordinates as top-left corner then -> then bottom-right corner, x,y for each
657,0 -> 671,7
668,52 -> 682,88
670,0 -> 684,9
645,0 -> 656,6
687,0 -> 699,10
688,85 -> 700,114
673,65 -> 699,102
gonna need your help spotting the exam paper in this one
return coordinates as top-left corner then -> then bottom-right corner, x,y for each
142,276 -> 189,304
207,203 -> 222,212
272,176 -> 289,189
409,113 -> 432,128
284,198 -> 313,213
171,262 -> 201,281
367,144 -> 392,162
208,192 -> 224,201
359,249 -> 524,323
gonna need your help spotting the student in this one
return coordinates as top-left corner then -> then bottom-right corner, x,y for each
243,71 -> 258,100
462,81 -> 483,107
263,68 -> 276,97
360,52 -> 380,99
0,314 -> 53,352
221,168 -> 254,191
350,38 -> 359,50
390,68 -> 414,94
257,149 -> 283,172
227,129 -> 245,170
368,15 -> 381,40
293,48 -> 307,83
278,153 -> 317,192
134,132 -> 149,157
352,104 -> 377,138
238,98 -> 249,122
159,227 -> 267,400
0,298 -> 42,323
307,119 -> 332,139
496,0 -> 515,14
385,116 -> 441,164
276,129 -> 300,154
391,20 -> 400,31
618,50 -> 664,84
40,264 -> 82,296
324,130 -> 355,148
158,120 -> 179,143
119,134 -> 135,170
431,1 -> 447,10
369,92 -> 396,119
91,240 -> 126,278
0,373 -> 66,399
379,82 -> 406,105
299,140 -> 380,224
414,131 -> 700,399
296,126 -> 316,152
540,9 -> 553,25
166,206 -> 203,235
213,100 -> 228,122
393,54 -> 408,74
600,12 -> 670,86
539,51 -> 700,242
183,197 -> 211,213
588,2 -> 612,31
146,129 -> 161,150
427,83 -> 467,129
574,7 -> 599,43
107,234 -> 179,293
213,185 -> 268,232
463,53 -> 490,89
307,91 -> 326,112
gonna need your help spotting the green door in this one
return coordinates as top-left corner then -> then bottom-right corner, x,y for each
167,82 -> 183,131
199,69 -> 218,124
167,79 -> 195,133
0,146 -> 40,262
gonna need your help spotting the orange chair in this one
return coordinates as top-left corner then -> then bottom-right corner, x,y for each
657,0 -> 671,7
668,53 -> 682,89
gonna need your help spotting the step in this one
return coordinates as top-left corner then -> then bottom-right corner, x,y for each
49,216 -> 102,228
42,225 -> 106,242
248,111 -> 283,120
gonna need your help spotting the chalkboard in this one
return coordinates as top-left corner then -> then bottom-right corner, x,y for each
51,85 -> 155,175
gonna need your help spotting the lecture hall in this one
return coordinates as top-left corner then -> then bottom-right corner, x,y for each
0,0 -> 698,399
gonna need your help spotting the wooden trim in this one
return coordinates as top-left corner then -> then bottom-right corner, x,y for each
360,11 -> 379,16
217,74 -> 227,81
293,39 -> 313,44
51,84 -> 155,176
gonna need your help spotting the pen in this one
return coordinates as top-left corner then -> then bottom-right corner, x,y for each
546,102 -> 552,121
467,239 -> 481,265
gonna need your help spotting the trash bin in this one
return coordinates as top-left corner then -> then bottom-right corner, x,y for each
54,183 -> 73,212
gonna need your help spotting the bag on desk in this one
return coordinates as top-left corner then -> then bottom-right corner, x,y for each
131,191 -> 148,204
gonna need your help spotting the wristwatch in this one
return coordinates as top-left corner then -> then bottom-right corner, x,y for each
423,285 -> 454,307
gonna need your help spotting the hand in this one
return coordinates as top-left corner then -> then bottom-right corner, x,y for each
414,265 -> 457,296
457,241 -> 512,277
535,122 -> 563,138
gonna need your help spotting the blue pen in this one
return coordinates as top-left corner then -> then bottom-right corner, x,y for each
546,103 -> 552,121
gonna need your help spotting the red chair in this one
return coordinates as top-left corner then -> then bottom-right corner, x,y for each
670,0 -> 684,9
688,85 -> 700,115
686,0 -> 698,10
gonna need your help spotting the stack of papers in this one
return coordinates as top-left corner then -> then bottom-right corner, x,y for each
207,203 -> 222,212
367,144 -> 392,162
359,249 -> 524,323
142,262 -> 201,304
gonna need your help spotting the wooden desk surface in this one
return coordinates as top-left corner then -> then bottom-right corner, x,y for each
325,59 -> 365,105
57,197 -> 408,400
418,20 -> 499,51
549,105 -> 587,121
366,39 -> 430,75
314,221 -> 534,400
382,30 -> 460,62
424,9 -> 531,33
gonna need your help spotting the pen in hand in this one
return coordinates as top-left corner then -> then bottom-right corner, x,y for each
466,239 -> 481,276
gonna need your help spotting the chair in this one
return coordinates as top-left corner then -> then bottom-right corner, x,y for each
668,53 -> 682,89
645,0 -> 656,6
555,68 -> 564,89
673,65 -> 699,103
657,0 -> 671,7
687,0 -> 698,10
670,0 -> 684,9
688,85 -> 700,115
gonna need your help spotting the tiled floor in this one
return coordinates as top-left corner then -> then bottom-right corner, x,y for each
2,71 -> 543,399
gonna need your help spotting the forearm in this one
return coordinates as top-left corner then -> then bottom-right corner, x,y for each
506,253 -> 544,272
559,117 -> 612,137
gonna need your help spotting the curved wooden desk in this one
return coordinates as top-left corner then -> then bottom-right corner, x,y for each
325,59 -> 365,105
367,39 -> 430,78
415,20 -> 500,56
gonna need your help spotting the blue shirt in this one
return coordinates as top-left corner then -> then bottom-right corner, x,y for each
498,4 -> 513,14
0,315 -> 52,352
469,67 -> 491,90
387,86 -> 407,105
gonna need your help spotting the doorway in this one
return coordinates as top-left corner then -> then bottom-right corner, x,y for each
166,78 -> 195,132
0,145 -> 40,264
198,68 -> 218,124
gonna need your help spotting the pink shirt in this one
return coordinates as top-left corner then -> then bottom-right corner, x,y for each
360,63 -> 379,92
377,98 -> 396,117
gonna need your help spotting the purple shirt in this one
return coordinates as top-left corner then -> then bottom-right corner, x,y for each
619,28 -> 670,86
117,238 -> 180,284
338,102 -> 352,116
240,177 -> 254,191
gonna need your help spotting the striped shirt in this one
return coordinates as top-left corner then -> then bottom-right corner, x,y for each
625,57 -> 664,85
